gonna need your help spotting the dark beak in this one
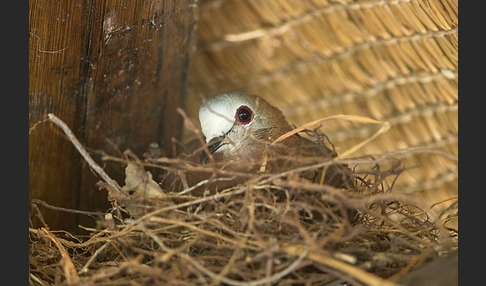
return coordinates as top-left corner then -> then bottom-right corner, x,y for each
200,136 -> 225,164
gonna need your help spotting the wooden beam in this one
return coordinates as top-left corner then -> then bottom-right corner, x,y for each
29,0 -> 195,231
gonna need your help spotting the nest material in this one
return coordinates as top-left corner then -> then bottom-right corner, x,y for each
29,115 -> 457,285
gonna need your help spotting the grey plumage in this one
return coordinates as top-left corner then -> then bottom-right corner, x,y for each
198,91 -> 354,189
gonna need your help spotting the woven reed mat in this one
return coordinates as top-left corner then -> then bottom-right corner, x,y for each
185,0 -> 458,223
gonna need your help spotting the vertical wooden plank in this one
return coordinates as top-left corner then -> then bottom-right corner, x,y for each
77,0 -> 195,226
29,0 -> 93,230
29,0 -> 195,231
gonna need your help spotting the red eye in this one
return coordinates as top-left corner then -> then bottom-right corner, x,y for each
235,106 -> 253,125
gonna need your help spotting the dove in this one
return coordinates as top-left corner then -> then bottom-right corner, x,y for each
198,91 -> 353,189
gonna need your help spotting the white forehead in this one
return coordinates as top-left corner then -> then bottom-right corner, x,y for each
199,92 -> 254,142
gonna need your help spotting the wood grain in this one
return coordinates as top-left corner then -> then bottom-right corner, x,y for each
29,0 -> 195,231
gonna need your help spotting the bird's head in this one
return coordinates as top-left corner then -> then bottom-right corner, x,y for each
198,91 -> 294,164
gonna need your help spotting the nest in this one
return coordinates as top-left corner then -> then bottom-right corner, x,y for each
29,114 -> 458,285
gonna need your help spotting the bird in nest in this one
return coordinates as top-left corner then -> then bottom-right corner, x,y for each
170,91 -> 355,191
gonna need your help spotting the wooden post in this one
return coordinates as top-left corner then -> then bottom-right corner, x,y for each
29,0 -> 195,231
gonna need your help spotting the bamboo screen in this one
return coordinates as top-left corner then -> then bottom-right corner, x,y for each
186,0 -> 458,211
